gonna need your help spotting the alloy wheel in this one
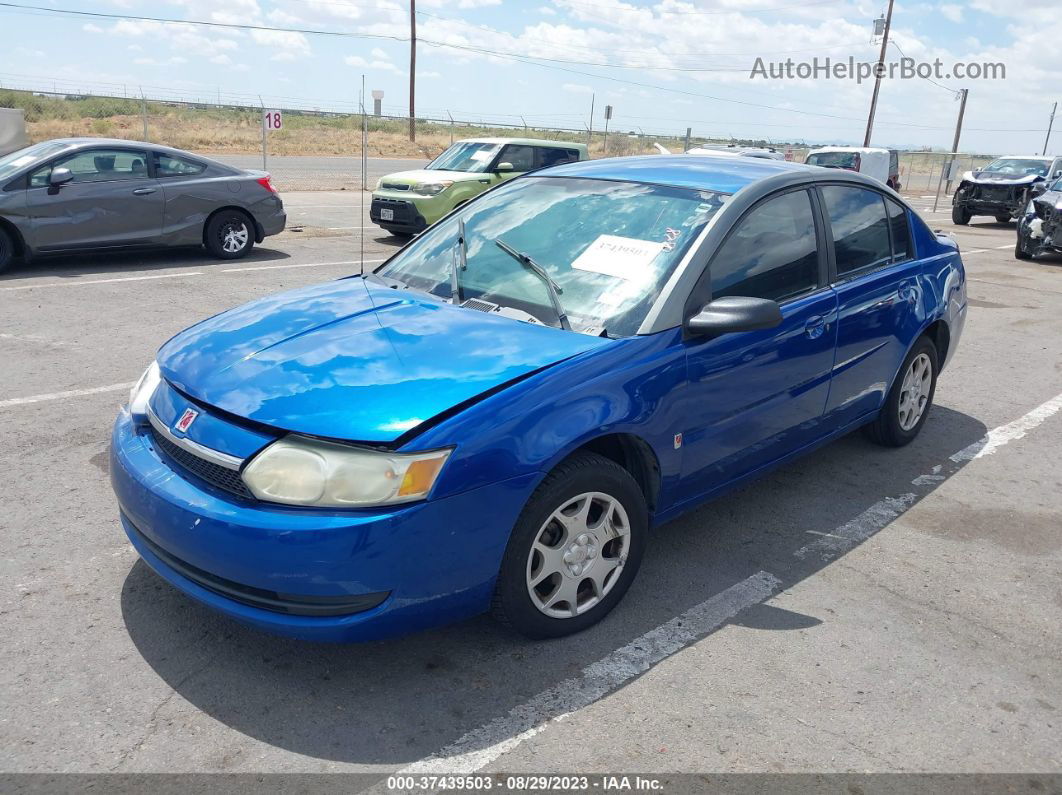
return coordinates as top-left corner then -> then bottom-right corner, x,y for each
897,352 -> 932,431
221,220 -> 249,254
526,491 -> 630,619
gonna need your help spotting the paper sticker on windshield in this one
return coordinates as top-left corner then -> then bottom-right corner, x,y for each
571,235 -> 665,280
469,149 -> 494,161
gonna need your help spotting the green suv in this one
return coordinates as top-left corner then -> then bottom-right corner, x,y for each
370,138 -> 588,237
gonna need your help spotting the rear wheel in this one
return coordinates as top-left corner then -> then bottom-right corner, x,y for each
0,227 -> 13,274
995,213 -> 1012,223
205,210 -> 254,259
951,205 -> 971,225
492,452 -> 647,639
864,336 -> 938,447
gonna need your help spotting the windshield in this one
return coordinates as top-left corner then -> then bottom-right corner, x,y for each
981,158 -> 1050,177
377,176 -> 727,337
0,141 -> 72,182
426,141 -> 502,173
806,152 -> 859,169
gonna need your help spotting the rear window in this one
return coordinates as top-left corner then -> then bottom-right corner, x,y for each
807,152 -> 860,170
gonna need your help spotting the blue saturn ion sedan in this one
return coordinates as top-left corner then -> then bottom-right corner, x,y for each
111,155 -> 967,641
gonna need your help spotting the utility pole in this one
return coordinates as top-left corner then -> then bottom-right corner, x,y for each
1044,102 -> 1057,156
863,0 -> 895,147
933,87 -> 968,212
139,87 -> 148,141
408,0 -> 416,143
588,93 -> 595,150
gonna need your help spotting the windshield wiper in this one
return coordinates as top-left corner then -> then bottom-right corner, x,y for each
450,218 -> 468,305
494,238 -> 571,331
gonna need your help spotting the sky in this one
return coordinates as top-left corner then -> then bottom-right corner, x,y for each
0,0 -> 1059,154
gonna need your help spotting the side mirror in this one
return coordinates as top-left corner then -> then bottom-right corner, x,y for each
494,162 -> 514,173
1054,170 -> 1062,178
684,296 -> 783,337
49,167 -> 74,187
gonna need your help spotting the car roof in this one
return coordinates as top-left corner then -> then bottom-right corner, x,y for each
807,146 -> 891,154
537,154 -> 818,194
21,138 -> 240,171
996,154 -> 1052,161
455,137 -> 587,149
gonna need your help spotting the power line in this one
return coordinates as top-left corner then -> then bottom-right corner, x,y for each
555,0 -> 843,16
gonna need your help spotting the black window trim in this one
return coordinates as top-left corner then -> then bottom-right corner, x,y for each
815,182 -> 915,285
683,183 -> 831,319
26,145 -> 154,189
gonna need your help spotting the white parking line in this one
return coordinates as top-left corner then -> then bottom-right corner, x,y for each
396,389 -> 1062,775
0,272 -> 202,292
221,259 -> 383,273
0,382 -> 134,409
399,571 -> 782,776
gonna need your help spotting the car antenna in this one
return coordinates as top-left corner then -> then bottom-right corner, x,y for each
360,74 -> 367,278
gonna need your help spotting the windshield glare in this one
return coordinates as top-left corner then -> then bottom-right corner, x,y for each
377,176 -> 727,337
426,141 -> 502,173
0,141 -> 71,181
982,158 -> 1050,177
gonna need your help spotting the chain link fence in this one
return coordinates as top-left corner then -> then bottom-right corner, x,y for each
3,88 -> 997,197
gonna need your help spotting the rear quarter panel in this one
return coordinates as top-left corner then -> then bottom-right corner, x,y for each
158,173 -> 266,245
913,212 -> 966,369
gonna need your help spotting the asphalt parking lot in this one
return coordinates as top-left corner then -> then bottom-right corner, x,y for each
1,191 -> 1060,780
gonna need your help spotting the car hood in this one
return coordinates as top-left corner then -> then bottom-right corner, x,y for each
379,169 -> 488,187
156,278 -> 610,443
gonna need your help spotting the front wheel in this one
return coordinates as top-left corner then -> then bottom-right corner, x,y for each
1015,233 -> 1033,260
952,205 -> 971,225
864,336 -> 938,447
492,452 -> 647,639
205,210 -> 254,259
995,213 -> 1012,224
0,227 -> 13,274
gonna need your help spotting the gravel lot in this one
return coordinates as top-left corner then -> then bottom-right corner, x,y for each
1,192 -> 1060,782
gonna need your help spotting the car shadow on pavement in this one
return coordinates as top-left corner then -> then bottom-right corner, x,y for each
0,247 -> 291,281
120,404 -> 987,766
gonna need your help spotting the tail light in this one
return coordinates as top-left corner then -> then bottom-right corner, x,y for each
257,175 -> 278,194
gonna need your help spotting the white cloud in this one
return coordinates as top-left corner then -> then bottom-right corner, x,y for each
939,4 -> 963,22
562,82 -> 594,94
250,28 -> 312,59
82,23 -> 104,33
345,54 -> 401,73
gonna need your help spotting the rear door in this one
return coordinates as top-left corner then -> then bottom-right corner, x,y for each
678,187 -> 839,500
25,147 -> 163,251
819,184 -> 924,427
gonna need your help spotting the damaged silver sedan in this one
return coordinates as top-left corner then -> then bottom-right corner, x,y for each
1016,175 -> 1062,260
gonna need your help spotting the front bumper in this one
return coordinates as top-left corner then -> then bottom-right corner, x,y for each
370,193 -> 444,233
110,408 -> 535,642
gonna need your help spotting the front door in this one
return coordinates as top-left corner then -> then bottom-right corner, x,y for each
679,188 -> 838,501
26,147 -> 163,251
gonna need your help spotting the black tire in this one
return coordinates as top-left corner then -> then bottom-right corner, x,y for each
995,214 -> 1012,224
389,230 -> 414,239
864,336 -> 939,448
0,227 -> 13,274
1015,234 -> 1032,260
491,452 -> 648,639
951,205 -> 971,225
204,209 -> 254,260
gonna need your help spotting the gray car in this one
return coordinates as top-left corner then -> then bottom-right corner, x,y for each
0,138 -> 286,273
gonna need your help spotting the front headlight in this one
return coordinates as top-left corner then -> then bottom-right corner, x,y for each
241,436 -> 452,507
128,361 -> 161,418
412,180 -> 453,196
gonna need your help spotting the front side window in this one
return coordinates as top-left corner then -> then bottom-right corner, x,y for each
498,145 -> 535,172
426,142 -> 502,173
821,185 -> 892,276
377,176 -> 727,337
30,148 -> 149,187
710,189 -> 819,303
154,152 -> 206,177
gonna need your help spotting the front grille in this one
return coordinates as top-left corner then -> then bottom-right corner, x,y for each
148,426 -> 255,500
370,197 -> 420,225
976,185 -> 1013,202
380,182 -> 411,191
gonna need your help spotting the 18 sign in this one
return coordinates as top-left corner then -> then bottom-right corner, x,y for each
263,110 -> 283,131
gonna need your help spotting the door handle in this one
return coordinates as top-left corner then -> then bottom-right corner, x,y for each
804,315 -> 827,340
132,187 -> 157,195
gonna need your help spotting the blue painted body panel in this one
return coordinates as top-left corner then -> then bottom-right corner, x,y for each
156,277 -> 609,443
110,168 -> 968,642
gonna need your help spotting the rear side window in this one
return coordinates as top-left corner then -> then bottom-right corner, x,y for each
154,153 -> 206,178
885,197 -> 911,262
537,147 -> 581,168
822,185 -> 892,276
710,189 -> 819,303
